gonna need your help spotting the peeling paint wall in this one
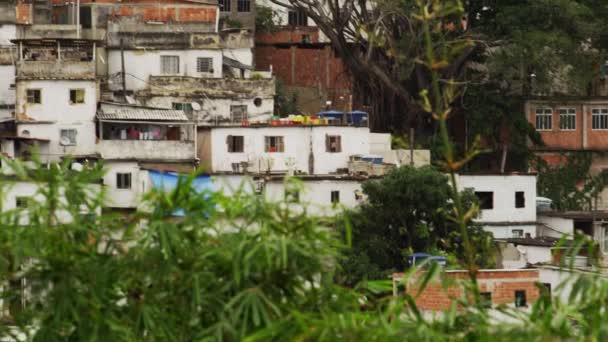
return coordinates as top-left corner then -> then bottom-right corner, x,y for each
98,140 -> 195,160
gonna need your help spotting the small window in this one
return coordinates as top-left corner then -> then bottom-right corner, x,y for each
558,108 -> 576,130
197,57 -> 213,73
79,6 -> 92,29
69,89 -> 85,104
475,191 -> 494,210
230,105 -> 248,123
331,190 -> 340,203
326,135 -> 342,153
227,135 -> 244,153
535,107 -> 552,130
59,129 -> 77,146
26,89 -> 41,104
480,292 -> 492,308
288,10 -> 308,26
15,196 -> 29,208
253,98 -> 262,107
172,102 -> 193,114
512,229 -> 524,238
515,191 -> 525,208
116,173 -> 132,189
592,108 -> 608,130
237,0 -> 250,11
219,0 -> 231,11
514,290 -> 527,307
160,55 -> 179,75
265,136 -> 284,153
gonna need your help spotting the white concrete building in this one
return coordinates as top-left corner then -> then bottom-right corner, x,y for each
457,173 -> 538,239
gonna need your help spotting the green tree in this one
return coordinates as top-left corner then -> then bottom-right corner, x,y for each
337,166 -> 494,285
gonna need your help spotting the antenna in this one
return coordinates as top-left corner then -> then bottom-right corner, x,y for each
59,136 -> 72,146
191,102 -> 201,111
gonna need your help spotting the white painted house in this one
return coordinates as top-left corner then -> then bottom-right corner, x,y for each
456,173 -> 538,239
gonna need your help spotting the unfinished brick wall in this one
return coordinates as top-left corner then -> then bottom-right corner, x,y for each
398,269 -> 541,311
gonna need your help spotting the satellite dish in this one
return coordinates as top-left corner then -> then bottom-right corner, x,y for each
59,136 -> 72,146
191,102 -> 201,111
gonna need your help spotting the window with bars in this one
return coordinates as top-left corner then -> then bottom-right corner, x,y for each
116,173 -> 132,189
197,57 -> 213,73
219,0 -> 231,11
160,55 -> 179,75
237,0 -> 250,12
227,135 -> 244,153
26,89 -> 41,104
69,89 -> 85,104
558,108 -> 576,130
326,135 -> 342,153
15,197 -> 29,208
288,10 -> 308,26
59,129 -> 77,146
592,108 -> 608,130
535,107 -> 552,130
265,136 -> 284,152
230,105 -> 248,123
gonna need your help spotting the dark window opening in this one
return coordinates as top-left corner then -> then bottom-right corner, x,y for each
227,135 -> 244,153
219,0 -> 231,11
515,290 -> 527,307
15,197 -> 29,208
288,10 -> 308,26
515,191 -> 525,208
116,173 -> 132,189
26,89 -> 41,104
480,292 -> 492,308
79,6 -> 92,29
69,89 -> 85,104
326,135 -> 342,153
265,136 -> 284,152
253,97 -> 262,107
475,191 -> 494,209
331,190 -> 340,203
237,0 -> 250,12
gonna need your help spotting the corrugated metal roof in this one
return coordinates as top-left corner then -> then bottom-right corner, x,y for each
97,108 -> 189,121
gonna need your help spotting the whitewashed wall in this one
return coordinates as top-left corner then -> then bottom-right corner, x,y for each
0,24 -> 16,45
537,215 -> 574,238
0,66 -> 15,116
15,80 -> 97,161
501,244 -> 553,269
103,161 -> 148,209
209,126 -> 371,174
107,50 -> 223,91
457,174 -> 537,239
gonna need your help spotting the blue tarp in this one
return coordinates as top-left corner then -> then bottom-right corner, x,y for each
148,170 -> 214,216
317,110 -> 369,125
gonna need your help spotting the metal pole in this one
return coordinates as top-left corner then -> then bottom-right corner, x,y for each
120,39 -> 127,99
76,0 -> 80,38
409,127 -> 414,166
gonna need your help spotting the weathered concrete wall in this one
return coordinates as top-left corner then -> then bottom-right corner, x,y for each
15,24 -> 106,40
98,140 -> 195,160
107,50 -> 223,91
141,76 -> 275,99
16,61 -> 96,80
0,24 -> 16,44
0,3 -> 17,24
0,65 -> 15,108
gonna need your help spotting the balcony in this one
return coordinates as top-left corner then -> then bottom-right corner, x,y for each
98,140 -> 195,161
16,60 -> 95,80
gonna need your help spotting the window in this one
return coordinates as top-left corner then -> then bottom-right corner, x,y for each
230,105 -> 248,123
69,89 -> 85,104
237,0 -> 250,11
512,229 -> 524,238
160,55 -> 179,75
480,292 -> 492,308
331,190 -> 340,203
592,108 -> 608,130
535,107 -> 552,130
265,136 -> 284,152
219,0 -> 230,11
79,6 -> 92,28
172,102 -> 193,114
288,10 -> 308,26
197,57 -> 213,73
227,135 -> 244,153
475,191 -> 494,210
15,197 -> 29,208
116,173 -> 132,189
559,108 -> 576,130
515,191 -> 525,208
254,98 -> 262,107
59,129 -> 77,146
326,135 -> 342,153
514,290 -> 527,307
26,89 -> 41,104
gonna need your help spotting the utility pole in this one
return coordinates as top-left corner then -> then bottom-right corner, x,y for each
76,0 -> 80,38
120,39 -> 127,100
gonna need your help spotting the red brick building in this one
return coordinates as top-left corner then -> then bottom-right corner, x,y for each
393,269 -> 541,311
255,27 -> 354,115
